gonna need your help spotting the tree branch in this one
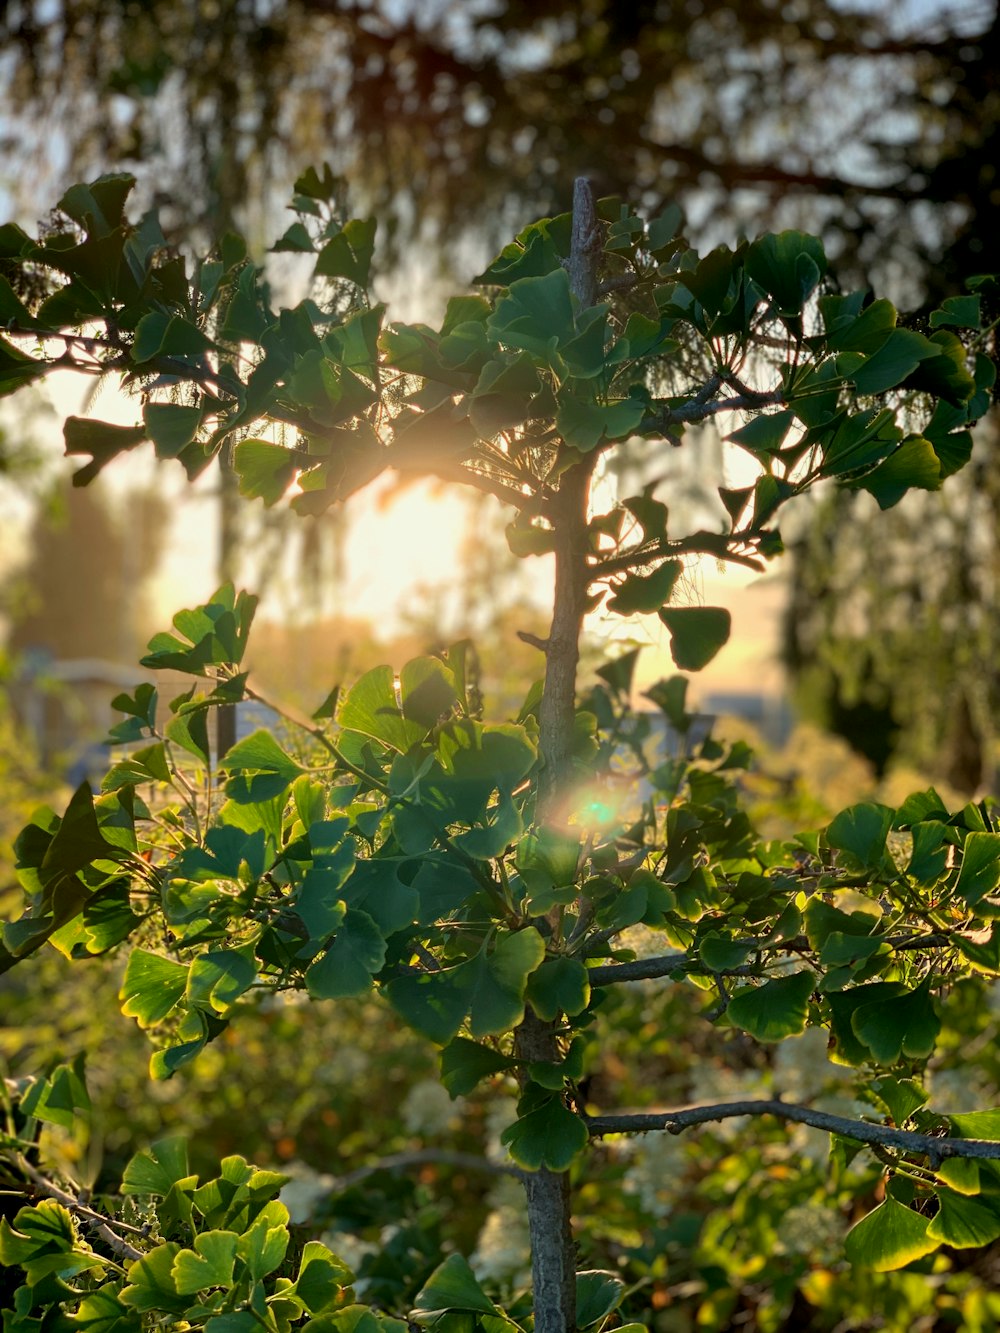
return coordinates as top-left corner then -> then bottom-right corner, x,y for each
588,953 -> 688,985
644,387 -> 786,432
13,1155 -> 145,1262
587,933 -> 957,987
589,531 -> 767,579
585,1101 -> 1000,1165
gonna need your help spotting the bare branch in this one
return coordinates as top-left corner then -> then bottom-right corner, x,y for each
585,1101 -> 1000,1165
14,1156 -> 145,1262
517,630 -> 549,652
588,953 -> 689,985
645,387 -> 786,432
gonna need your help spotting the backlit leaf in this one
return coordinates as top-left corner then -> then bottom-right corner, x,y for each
844,1197 -> 937,1271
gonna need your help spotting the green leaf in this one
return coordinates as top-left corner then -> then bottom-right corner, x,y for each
658,606 -> 731,671
440,1038 -> 514,1097
315,218 -> 377,287
556,391 -> 645,452
463,927 -> 546,1038
846,328 -> 938,395
64,416 -> 147,483
219,729 -> 305,803
411,1253 -> 499,1318
936,1157 -> 982,1196
384,969 -> 468,1045
233,440 -> 297,505
856,436 -> 941,510
133,312 -> 214,364
506,516 -> 557,557
727,409 -> 796,456
820,407 -> 902,477
957,925 -> 1000,975
826,803 -> 893,870
647,203 -> 683,252
930,294 -> 981,329
143,403 -> 203,459
294,1241 -> 352,1311
844,1198 -> 938,1271
501,1095 -> 589,1171
851,978 -> 940,1064
305,909 -> 386,999
871,1076 -> 928,1127
488,267 -> 575,354
186,951 -> 257,1017
58,174 -> 135,236
927,1190 -> 1000,1248
272,221 -> 315,253
474,216 -> 568,285
457,789 -> 523,860
400,656 -> 459,727
119,949 -> 188,1027
237,1204 -> 289,1279
906,821 -> 950,886
576,1271 -> 626,1329
947,1108 -> 1000,1139
699,932 -> 752,971
804,897 -> 880,951
955,832 -> 1000,906
745,231 -> 826,316
120,1243 -> 189,1314
606,560 -> 682,616
171,1230 -> 238,1294
827,983 -> 905,1066
0,1199 -> 76,1266
338,665 -> 427,754
122,1137 -> 191,1196
726,969 -> 814,1042
907,329 -> 976,404
70,1285 -> 142,1333
18,1056 -> 91,1131
525,957 -> 592,1021
676,245 -> 736,319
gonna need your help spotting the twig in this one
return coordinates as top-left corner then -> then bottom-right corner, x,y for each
14,1156 -> 144,1262
645,387 -> 786,432
584,1101 -> 1000,1166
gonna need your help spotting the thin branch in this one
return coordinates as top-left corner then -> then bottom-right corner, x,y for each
645,387 -> 786,432
584,1101 -> 1000,1165
587,932 -> 957,987
517,630 -> 549,652
590,531 -> 767,579
588,953 -> 688,985
14,1155 -> 145,1262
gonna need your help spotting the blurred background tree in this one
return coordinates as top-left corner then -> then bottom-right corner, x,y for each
1,0 -> 995,291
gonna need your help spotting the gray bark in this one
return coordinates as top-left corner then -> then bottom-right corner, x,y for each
517,175 -> 602,1333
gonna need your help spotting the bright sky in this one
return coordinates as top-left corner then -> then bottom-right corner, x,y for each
0,355 -> 785,711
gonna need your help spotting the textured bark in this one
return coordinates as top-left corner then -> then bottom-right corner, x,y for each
515,176 -> 602,1333
514,1011 -> 577,1333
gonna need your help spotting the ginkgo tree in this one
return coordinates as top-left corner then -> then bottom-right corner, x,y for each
1,167 -> 1000,1333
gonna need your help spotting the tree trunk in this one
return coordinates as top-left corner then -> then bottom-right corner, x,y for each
516,176 -> 601,1333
